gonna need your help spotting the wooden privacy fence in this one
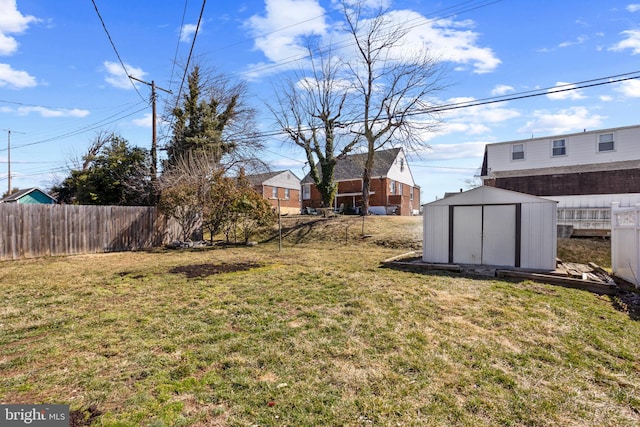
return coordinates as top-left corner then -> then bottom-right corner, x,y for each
0,204 -> 182,261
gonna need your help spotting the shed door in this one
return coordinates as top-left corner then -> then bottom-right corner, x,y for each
482,205 -> 516,267
452,206 -> 483,264
451,204 -> 518,267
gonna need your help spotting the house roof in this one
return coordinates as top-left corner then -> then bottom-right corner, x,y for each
247,171 -> 286,186
301,147 -> 402,184
0,187 -> 56,203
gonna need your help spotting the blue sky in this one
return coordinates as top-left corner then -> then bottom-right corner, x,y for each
1,0 -> 640,202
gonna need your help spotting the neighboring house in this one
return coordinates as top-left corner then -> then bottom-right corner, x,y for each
301,148 -> 420,215
480,124 -> 640,235
247,170 -> 301,215
0,187 -> 56,204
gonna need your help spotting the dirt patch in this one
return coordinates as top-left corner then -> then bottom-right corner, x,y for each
170,262 -> 262,278
70,405 -> 102,427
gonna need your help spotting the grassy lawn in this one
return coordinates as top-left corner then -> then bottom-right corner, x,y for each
1,216 -> 638,426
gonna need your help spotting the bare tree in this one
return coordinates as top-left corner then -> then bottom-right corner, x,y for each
269,2 -> 447,213
340,0 -> 448,214
269,44 -> 359,208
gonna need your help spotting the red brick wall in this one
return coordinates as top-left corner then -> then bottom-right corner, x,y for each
486,169 -> 640,196
259,185 -> 301,213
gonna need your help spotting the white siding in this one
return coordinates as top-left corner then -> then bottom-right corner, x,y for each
422,205 -> 449,263
547,193 -> 640,208
263,171 -> 301,191
520,202 -> 557,270
485,125 -> 640,174
387,150 -> 416,187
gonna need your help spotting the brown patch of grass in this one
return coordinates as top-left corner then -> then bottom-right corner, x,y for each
558,237 -> 611,268
169,262 -> 263,278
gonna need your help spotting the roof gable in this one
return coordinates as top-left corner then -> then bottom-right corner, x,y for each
425,186 -> 557,206
1,187 -> 56,204
247,170 -> 300,190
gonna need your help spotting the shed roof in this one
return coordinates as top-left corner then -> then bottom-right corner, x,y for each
425,186 -> 557,207
0,187 -> 56,203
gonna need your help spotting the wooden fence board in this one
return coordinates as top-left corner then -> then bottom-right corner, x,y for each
0,204 -> 183,261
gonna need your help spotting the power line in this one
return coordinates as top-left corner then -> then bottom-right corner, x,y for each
174,0 -> 207,108
90,0 -> 147,103
0,103 -> 148,152
169,0 -> 190,93
221,70 -> 640,146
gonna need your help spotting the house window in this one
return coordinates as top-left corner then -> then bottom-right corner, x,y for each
400,158 -> 405,172
512,144 -> 525,160
390,180 -> 396,194
284,188 -> 290,200
303,184 -> 311,200
410,187 -> 414,201
272,187 -> 278,198
552,139 -> 566,156
598,133 -> 614,152
397,182 -> 403,196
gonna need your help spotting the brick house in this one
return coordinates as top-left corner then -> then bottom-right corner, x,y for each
479,124 -> 640,234
301,148 -> 420,215
247,170 -> 301,215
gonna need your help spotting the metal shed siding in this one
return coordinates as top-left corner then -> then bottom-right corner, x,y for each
519,202 -> 557,270
422,205 -> 449,263
422,187 -> 557,271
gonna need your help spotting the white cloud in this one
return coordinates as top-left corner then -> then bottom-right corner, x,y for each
423,141 -> 487,160
442,96 -> 520,124
546,82 -> 585,100
610,29 -> 640,54
627,4 -> 640,12
0,63 -> 36,88
179,24 -> 199,43
385,12 -> 500,74
16,106 -> 89,118
0,0 -> 40,56
103,61 -> 147,89
558,35 -> 587,48
517,106 -> 604,135
600,95 -> 614,101
615,79 -> 640,97
245,0 -> 327,67
244,3 -> 500,78
132,113 -> 152,128
491,84 -> 514,96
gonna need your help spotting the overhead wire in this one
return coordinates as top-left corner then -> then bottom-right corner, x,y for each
90,0 -> 147,103
1,103 -> 149,152
169,0 -> 190,92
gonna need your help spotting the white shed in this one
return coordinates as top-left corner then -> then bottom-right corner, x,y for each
423,186 -> 558,271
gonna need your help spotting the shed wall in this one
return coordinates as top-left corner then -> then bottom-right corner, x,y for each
422,205 -> 449,263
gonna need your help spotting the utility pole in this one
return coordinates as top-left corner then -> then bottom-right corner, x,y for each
129,76 -> 172,180
2,129 -> 26,196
